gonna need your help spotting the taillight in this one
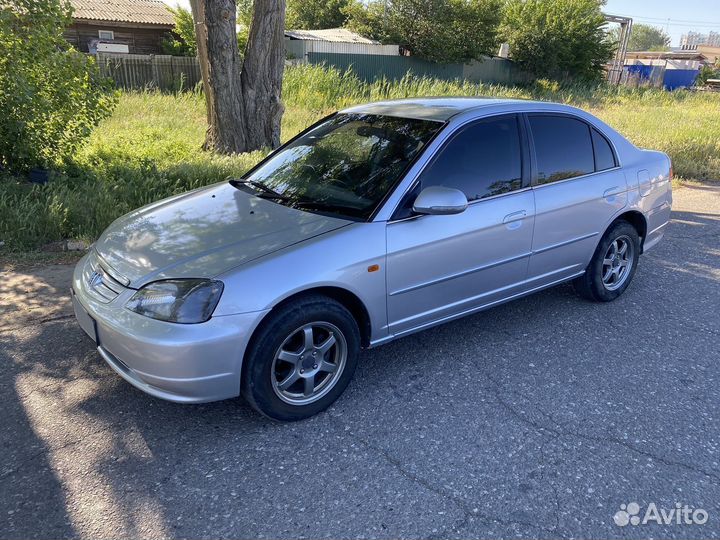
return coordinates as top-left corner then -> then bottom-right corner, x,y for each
669,164 -> 673,181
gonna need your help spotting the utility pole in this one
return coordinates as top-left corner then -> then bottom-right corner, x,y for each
605,14 -> 633,85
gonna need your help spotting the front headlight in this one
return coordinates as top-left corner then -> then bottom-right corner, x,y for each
126,279 -> 224,324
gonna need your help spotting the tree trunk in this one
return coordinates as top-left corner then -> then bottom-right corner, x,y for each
190,0 -> 286,154
240,0 -> 286,150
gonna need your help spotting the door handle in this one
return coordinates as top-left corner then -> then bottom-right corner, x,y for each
603,186 -> 621,198
503,210 -> 527,224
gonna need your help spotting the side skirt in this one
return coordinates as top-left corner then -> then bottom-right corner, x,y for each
369,270 -> 586,348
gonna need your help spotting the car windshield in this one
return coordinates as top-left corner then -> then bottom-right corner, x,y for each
236,113 -> 443,220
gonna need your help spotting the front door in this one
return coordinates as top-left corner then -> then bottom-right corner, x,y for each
386,115 -> 535,336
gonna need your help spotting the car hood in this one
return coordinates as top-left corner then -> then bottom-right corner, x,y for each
94,182 -> 352,287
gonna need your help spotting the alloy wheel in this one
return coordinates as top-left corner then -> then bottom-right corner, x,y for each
602,234 -> 635,291
271,322 -> 347,405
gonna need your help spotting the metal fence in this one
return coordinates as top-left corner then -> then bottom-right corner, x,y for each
461,57 -> 532,85
96,53 -> 202,91
94,51 -> 530,91
306,52 -> 531,85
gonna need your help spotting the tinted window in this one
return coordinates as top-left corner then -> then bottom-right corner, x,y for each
419,116 -> 523,201
529,115 -> 594,184
243,113 -> 442,220
592,128 -> 617,171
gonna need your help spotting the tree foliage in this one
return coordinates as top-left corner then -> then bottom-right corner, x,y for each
500,0 -> 614,82
161,6 -> 197,56
237,0 -> 350,30
163,4 -> 248,58
0,0 -> 116,171
344,0 -> 502,63
609,23 -> 670,52
286,0 -> 350,29
237,0 -> 254,27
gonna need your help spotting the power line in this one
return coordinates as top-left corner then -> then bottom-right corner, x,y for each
633,20 -> 720,29
609,13 -> 720,25
634,20 -> 720,28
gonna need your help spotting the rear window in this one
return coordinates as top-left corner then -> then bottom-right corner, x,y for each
592,128 -> 617,171
529,115 -> 594,184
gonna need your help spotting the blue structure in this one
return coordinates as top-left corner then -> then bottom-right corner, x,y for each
624,64 -> 699,90
663,69 -> 699,90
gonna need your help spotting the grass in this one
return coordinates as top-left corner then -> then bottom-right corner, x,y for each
1,63 -> 719,252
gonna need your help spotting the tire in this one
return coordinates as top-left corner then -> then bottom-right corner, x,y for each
241,295 -> 360,421
573,220 -> 640,302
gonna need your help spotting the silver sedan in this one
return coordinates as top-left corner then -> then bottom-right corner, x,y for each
72,98 -> 673,420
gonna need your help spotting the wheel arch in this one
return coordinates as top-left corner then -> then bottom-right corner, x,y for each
607,210 -> 648,252
249,286 -> 373,351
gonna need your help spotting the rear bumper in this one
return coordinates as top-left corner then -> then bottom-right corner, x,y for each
643,199 -> 672,253
72,255 -> 269,403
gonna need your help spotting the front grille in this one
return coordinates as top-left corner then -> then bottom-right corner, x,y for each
83,251 -> 129,303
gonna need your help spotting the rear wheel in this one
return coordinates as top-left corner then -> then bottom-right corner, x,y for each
242,296 -> 360,421
573,221 -> 640,302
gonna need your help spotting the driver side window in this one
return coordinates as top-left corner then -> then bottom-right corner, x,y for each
419,115 -> 523,202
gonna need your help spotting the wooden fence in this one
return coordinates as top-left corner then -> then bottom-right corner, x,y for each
96,53 -> 202,91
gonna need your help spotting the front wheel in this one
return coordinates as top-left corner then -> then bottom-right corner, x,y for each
573,221 -> 640,302
241,296 -> 360,421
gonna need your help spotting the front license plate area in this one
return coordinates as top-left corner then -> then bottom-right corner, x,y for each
71,289 -> 99,345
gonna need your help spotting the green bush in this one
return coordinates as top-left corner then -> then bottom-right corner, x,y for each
500,0 -> 614,82
697,65 -> 720,86
0,0 -> 116,171
160,6 -> 196,56
344,0 -> 502,63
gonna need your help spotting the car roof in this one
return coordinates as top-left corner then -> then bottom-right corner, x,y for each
340,97 -> 547,122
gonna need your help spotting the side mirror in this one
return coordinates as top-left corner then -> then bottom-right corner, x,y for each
412,186 -> 468,216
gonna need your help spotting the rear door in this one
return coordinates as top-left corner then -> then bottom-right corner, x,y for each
525,114 -> 627,287
385,114 -> 535,335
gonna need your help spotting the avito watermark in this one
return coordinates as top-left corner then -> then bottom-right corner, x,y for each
614,502 -> 708,527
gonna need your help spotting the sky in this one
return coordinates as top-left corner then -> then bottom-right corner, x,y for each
162,0 -> 720,47
603,0 -> 720,46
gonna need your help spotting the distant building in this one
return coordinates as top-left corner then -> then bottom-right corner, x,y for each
64,0 -> 175,55
680,31 -> 720,50
625,50 -> 706,69
284,28 -> 400,58
697,45 -> 720,65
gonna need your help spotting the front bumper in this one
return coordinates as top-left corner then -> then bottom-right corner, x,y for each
71,254 -> 269,403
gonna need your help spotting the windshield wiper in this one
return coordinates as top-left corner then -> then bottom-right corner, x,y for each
293,200 -> 363,215
229,178 -> 287,199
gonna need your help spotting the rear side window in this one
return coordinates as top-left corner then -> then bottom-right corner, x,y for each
529,115 -> 594,184
591,128 -> 617,170
419,116 -> 523,201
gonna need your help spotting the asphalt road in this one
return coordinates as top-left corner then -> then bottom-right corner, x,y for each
1,184 -> 719,539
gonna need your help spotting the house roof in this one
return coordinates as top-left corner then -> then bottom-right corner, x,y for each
284,28 -> 379,45
69,0 -> 175,27
625,51 -> 707,61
